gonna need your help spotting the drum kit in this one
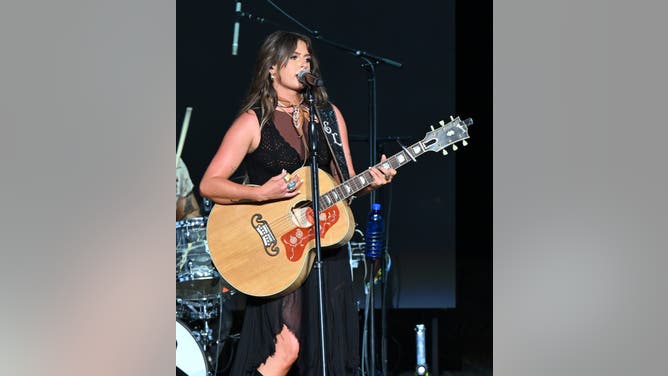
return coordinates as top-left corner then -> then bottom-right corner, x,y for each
176,216 -> 241,376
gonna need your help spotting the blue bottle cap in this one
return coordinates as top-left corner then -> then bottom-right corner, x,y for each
372,203 -> 381,210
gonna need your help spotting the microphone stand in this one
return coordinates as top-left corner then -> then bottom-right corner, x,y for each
360,56 -> 378,207
360,56 -> 381,376
305,86 -> 328,375
348,134 -> 410,375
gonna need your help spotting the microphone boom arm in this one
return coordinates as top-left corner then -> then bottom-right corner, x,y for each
264,0 -> 402,68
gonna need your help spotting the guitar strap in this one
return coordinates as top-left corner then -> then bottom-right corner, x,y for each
314,102 -> 351,182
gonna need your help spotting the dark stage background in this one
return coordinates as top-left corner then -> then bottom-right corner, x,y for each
177,0 -> 491,373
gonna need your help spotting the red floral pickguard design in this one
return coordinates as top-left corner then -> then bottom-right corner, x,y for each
280,206 -> 340,262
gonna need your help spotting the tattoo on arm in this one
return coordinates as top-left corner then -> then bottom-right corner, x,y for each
184,193 -> 200,216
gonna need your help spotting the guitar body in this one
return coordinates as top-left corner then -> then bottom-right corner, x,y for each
206,166 -> 356,298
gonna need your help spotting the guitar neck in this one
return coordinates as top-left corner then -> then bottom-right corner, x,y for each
319,139 -> 429,209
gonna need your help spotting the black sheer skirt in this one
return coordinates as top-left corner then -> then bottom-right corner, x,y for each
230,246 -> 360,375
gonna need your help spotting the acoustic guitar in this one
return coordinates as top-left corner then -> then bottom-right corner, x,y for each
206,116 -> 472,297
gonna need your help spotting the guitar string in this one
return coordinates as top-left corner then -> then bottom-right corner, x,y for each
276,149 -> 413,223
255,127 -> 459,240
256,171 -> 370,241
260,154 -> 405,241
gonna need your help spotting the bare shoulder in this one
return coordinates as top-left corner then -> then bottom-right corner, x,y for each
223,109 -> 261,153
231,110 -> 260,131
329,103 -> 347,126
330,103 -> 343,116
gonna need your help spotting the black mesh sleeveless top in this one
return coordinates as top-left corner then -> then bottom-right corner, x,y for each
243,108 -> 334,185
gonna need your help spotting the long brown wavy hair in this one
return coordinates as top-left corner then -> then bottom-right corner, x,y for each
239,31 -> 329,127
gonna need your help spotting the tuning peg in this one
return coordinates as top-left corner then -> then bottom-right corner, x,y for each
452,144 -> 458,151
463,140 -> 468,146
439,120 -> 445,126
430,125 -> 435,131
450,116 -> 455,121
442,149 -> 448,156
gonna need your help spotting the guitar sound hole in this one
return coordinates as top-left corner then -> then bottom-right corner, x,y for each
290,200 -> 314,228
294,200 -> 312,209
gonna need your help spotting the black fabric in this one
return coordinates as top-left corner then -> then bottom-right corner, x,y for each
244,108 -> 331,183
230,108 -> 360,376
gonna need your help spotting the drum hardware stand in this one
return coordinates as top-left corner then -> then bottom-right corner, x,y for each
195,321 -> 214,351
188,299 -> 215,349
179,292 -> 226,375
211,292 -> 225,375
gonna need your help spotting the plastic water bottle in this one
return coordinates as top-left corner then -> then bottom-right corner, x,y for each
365,203 -> 385,259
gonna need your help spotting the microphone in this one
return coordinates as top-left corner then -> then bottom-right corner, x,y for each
297,69 -> 324,87
231,1 -> 241,56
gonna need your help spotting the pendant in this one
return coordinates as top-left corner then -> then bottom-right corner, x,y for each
292,106 -> 300,128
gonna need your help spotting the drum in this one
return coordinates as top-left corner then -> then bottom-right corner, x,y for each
176,296 -> 220,322
176,217 -> 222,299
176,320 -> 208,376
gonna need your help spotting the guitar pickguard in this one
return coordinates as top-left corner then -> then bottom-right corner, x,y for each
251,213 -> 280,256
280,205 -> 340,262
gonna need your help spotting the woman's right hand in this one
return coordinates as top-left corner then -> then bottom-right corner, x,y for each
258,169 -> 303,201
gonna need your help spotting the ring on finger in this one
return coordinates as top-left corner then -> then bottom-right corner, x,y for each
384,174 -> 391,180
287,180 -> 296,191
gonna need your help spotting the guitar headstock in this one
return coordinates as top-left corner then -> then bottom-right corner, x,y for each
421,116 -> 473,155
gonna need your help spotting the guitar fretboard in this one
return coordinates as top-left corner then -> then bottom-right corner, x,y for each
318,140 -> 428,210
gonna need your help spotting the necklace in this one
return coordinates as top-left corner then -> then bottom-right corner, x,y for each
276,97 -> 309,137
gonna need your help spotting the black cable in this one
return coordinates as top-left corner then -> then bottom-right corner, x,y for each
264,0 -> 316,35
